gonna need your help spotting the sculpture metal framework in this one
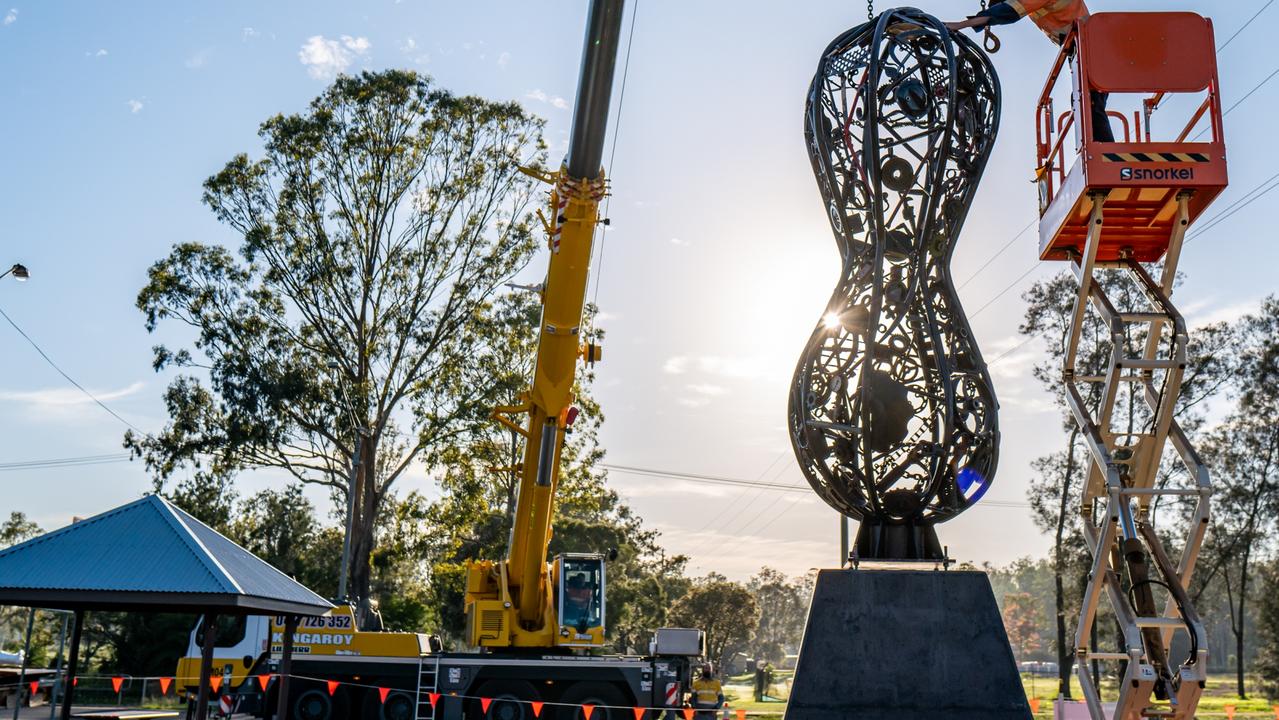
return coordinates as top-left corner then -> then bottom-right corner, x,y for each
789,8 -> 1001,560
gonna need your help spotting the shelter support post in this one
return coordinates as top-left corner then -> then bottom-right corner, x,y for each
49,613 -> 68,720
13,608 -> 34,720
275,615 -> 298,720
195,613 -> 217,720
59,611 -> 83,720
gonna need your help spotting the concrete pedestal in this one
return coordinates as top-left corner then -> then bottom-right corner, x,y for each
785,569 -> 1032,720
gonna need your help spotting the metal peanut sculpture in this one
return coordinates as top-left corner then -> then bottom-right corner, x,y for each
789,8 -> 1001,560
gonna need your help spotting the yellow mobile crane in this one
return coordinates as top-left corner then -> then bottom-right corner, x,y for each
460,0 -> 619,649
177,3 -> 705,719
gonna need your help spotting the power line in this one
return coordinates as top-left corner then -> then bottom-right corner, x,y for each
1217,0 -> 1268,52
604,462 -> 1032,509
0,304 -> 148,435
956,219 -> 1036,291
0,453 -> 131,472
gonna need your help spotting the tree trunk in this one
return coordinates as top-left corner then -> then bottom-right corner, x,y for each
1055,429 -> 1081,698
348,439 -> 377,627
1235,543 -> 1251,699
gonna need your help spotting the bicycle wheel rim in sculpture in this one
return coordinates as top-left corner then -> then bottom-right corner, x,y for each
789,8 -> 1001,560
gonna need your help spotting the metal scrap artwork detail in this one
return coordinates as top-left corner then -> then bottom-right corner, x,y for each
789,9 -> 1001,559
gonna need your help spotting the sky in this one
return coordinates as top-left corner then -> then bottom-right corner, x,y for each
1,0 -> 1275,583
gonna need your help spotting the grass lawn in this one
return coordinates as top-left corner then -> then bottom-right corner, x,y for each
1023,672 -> 1279,717
716,670 -> 1279,717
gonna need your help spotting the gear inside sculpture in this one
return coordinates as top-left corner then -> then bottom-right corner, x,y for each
789,8 -> 1001,560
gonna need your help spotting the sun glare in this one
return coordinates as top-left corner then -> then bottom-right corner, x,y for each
823,312 -> 841,330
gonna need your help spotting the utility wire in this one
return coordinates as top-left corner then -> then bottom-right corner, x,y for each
1217,0 -> 1273,53
956,219 -> 1036,291
0,304 -> 148,435
0,453 -> 131,472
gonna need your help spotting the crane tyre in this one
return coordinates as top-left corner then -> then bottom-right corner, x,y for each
361,688 -> 415,720
473,679 -> 539,720
292,684 -> 348,720
556,682 -> 627,720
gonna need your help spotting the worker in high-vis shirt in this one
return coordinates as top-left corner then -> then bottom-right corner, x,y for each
690,666 -> 724,719
946,0 -> 1115,143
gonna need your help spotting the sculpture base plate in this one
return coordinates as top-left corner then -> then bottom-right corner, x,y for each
785,569 -> 1032,720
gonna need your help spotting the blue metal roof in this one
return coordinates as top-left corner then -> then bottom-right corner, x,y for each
0,495 -> 333,615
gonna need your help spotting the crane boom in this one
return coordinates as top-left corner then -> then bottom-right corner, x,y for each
465,0 -> 625,649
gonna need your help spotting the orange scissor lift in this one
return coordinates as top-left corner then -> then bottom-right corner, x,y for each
1035,13 -> 1225,720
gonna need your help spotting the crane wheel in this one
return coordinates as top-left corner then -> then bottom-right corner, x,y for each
473,679 -> 540,720
555,682 -> 627,720
362,688 -> 414,720
291,684 -> 348,720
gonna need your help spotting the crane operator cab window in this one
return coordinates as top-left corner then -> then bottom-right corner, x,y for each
557,554 -> 604,637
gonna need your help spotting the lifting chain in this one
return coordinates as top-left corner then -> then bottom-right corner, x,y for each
867,0 -> 874,21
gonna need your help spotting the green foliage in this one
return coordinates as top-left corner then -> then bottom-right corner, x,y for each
670,575 -> 760,672
747,567 -> 810,663
127,69 -> 547,617
1002,592 -> 1046,661
1254,561 -> 1279,700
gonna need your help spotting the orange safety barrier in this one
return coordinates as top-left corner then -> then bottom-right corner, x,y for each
1035,12 -> 1227,262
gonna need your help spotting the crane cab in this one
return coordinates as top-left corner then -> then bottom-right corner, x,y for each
1036,12 -> 1227,262
553,553 -> 607,647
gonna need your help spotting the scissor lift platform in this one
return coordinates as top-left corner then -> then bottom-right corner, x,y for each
1035,11 -> 1227,720
1037,12 -> 1226,262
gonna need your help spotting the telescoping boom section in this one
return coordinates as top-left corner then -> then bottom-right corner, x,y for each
1035,12 -> 1224,720
464,0 -> 625,649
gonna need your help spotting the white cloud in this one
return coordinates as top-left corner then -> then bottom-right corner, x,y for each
299,35 -> 370,79
677,397 -> 710,409
0,382 -> 145,408
687,383 -> 726,397
185,48 -> 211,69
669,237 -> 689,246
663,356 -> 690,375
126,99 -> 143,114
525,88 -> 568,110
85,48 -> 108,58
497,51 -> 510,69
1184,297 -> 1257,328
3,8 -> 16,25
242,27 -> 259,42
400,36 -> 429,65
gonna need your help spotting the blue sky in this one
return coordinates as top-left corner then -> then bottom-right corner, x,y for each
1,0 -> 1274,580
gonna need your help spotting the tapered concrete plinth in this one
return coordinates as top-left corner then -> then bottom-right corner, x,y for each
785,569 -> 1032,720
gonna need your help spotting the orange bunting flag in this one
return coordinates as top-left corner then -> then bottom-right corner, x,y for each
111,677 -> 125,693
531,701 -> 544,718
29,681 -> 39,696
582,703 -> 596,720
481,698 -> 493,713
379,687 -> 391,704
1225,706 -> 1236,720
72,678 -> 78,688
257,674 -> 271,691
736,710 -> 746,720
632,707 -> 646,720
1273,705 -> 1279,720
1028,698 -> 1040,713
210,676 -> 223,693
159,677 -> 173,695
428,693 -> 441,708
326,680 -> 339,696
681,708 -> 695,720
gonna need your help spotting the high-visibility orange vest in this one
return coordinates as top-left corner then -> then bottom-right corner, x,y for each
1007,0 -> 1090,42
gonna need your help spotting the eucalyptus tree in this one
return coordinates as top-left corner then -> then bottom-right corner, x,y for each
127,70 -> 546,620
